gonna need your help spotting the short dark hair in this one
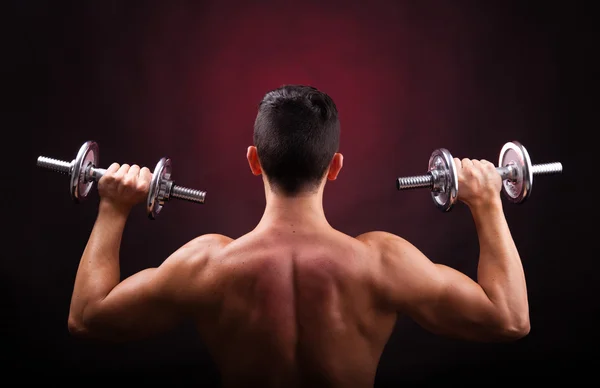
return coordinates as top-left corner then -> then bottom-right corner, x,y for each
253,84 -> 340,196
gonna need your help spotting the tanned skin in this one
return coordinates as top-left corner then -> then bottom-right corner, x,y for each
68,146 -> 530,387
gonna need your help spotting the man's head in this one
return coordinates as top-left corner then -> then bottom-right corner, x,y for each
247,84 -> 343,196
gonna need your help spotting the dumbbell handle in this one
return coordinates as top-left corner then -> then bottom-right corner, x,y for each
397,161 -> 563,190
37,156 -> 206,204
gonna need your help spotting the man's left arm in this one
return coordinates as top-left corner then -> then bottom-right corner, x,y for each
68,201 -> 222,341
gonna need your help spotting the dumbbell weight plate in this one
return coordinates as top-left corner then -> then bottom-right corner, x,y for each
70,141 -> 99,203
499,141 -> 533,203
428,148 -> 458,212
147,157 -> 172,219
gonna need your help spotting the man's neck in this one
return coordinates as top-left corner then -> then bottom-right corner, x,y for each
257,189 -> 331,230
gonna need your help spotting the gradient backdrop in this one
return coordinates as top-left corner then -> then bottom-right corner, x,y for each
7,0 -> 593,385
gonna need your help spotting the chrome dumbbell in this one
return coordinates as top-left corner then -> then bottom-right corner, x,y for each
37,141 -> 206,219
396,141 -> 563,211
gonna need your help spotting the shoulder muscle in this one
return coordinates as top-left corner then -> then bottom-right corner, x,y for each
166,233 -> 233,263
356,231 -> 442,308
156,233 -> 233,295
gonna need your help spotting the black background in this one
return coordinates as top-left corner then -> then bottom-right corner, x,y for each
5,0 -> 594,385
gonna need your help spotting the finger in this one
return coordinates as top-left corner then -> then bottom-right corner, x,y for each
106,162 -> 120,175
138,167 -> 152,191
115,163 -> 130,178
123,164 -> 141,186
139,167 -> 152,182
454,158 -> 462,169
127,164 -> 141,178
478,159 -> 497,174
100,163 -> 120,183
461,158 -> 473,167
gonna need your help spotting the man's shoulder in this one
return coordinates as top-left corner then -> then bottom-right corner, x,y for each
190,233 -> 235,247
173,234 -> 233,262
353,231 -> 417,261
355,231 -> 407,246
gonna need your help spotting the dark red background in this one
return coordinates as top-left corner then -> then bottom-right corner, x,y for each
8,0 -> 593,385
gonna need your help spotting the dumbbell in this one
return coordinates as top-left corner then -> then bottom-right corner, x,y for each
36,140 -> 206,219
396,141 -> 563,211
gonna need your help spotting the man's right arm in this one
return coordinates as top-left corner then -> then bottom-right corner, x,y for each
360,199 -> 530,342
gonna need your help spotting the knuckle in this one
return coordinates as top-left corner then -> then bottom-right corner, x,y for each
121,174 -> 134,184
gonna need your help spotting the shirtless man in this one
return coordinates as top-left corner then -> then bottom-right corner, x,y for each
67,84 -> 530,387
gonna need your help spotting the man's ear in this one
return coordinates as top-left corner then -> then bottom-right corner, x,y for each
327,153 -> 343,180
247,146 -> 262,176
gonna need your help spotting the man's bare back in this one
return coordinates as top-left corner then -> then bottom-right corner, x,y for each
193,226 -> 395,387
